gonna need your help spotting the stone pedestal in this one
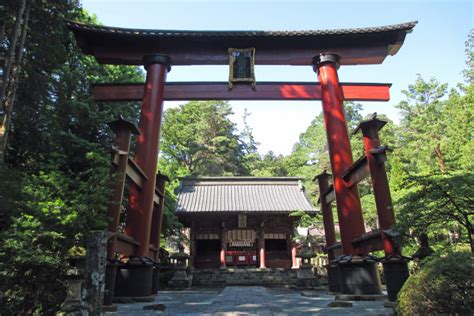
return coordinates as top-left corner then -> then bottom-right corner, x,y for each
382,257 -> 409,301
168,269 -> 192,289
295,245 -> 320,289
103,260 -> 119,306
296,265 -> 321,288
59,259 -> 85,316
338,255 -> 382,295
84,231 -> 109,315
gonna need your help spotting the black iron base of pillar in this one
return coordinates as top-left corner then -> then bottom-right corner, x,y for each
114,256 -> 154,297
382,257 -> 410,302
103,260 -> 119,306
326,261 -> 341,293
151,262 -> 160,295
337,255 -> 382,295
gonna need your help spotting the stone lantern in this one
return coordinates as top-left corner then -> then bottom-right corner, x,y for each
296,243 -> 320,288
168,244 -> 192,289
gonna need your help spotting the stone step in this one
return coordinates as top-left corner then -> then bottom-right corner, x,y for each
191,268 -> 300,286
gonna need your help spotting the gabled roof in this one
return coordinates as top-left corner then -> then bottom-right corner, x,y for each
66,20 -> 416,66
176,177 -> 316,214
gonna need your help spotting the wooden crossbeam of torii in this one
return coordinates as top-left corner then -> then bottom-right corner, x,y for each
91,82 -> 391,102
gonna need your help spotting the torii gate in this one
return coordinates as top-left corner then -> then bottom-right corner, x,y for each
67,20 -> 415,302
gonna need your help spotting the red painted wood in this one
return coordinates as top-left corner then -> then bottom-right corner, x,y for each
92,82 -> 391,102
351,231 -> 384,253
291,243 -> 298,268
67,20 -> 416,66
91,45 -> 389,66
106,124 -> 133,260
149,174 -> 168,250
359,119 -> 398,256
314,171 -> 337,260
125,62 -> 168,257
116,233 -> 140,256
220,226 -> 227,268
316,56 -> 366,256
259,227 -> 266,269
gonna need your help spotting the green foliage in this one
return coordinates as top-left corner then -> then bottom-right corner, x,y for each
289,209 -> 320,228
0,3 -> 145,314
159,100 -> 249,177
396,172 -> 474,252
392,71 -> 474,253
251,151 -> 288,177
396,251 -> 474,315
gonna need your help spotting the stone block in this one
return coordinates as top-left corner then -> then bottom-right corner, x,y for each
327,301 -> 353,307
143,303 -> 166,311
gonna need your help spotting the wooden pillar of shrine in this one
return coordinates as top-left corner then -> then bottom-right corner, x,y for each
106,117 -> 139,260
125,54 -> 170,257
189,222 -> 195,269
220,222 -> 227,269
290,218 -> 299,269
258,221 -> 266,269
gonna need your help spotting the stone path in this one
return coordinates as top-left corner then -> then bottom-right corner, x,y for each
106,286 -> 394,315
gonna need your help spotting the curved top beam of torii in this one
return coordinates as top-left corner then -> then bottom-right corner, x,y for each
66,20 -> 416,66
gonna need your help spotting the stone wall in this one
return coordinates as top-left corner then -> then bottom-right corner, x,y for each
192,268 -> 297,287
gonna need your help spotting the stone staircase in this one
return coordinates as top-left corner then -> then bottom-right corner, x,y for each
191,268 -> 298,287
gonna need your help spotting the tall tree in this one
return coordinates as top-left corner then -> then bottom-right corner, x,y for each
239,108 -> 260,172
0,0 -> 30,162
0,6 -> 147,314
159,100 -> 249,178
395,75 -> 448,175
282,102 -> 364,203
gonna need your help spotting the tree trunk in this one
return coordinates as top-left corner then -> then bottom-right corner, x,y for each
0,0 -> 28,163
0,0 -> 26,103
467,225 -> 474,255
0,23 -> 5,52
470,230 -> 474,256
434,143 -> 446,175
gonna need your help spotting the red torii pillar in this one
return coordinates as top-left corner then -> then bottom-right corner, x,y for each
312,54 -> 366,256
354,116 -> 409,301
106,117 -> 140,261
149,173 -> 169,260
314,171 -> 340,292
313,53 -> 381,295
126,54 -> 170,258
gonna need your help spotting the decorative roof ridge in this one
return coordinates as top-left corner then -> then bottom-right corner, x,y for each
65,19 -> 417,37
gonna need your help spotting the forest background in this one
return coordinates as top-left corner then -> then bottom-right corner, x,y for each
0,1 -> 472,314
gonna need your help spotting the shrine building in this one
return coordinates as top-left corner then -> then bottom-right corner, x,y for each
175,177 -> 316,269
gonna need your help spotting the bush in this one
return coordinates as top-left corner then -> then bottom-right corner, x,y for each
396,251 -> 474,315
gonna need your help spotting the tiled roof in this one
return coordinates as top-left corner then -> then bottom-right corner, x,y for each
65,20 -> 417,38
176,177 -> 316,214
66,20 -> 416,66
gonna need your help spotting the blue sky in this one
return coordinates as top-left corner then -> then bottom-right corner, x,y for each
81,0 -> 473,155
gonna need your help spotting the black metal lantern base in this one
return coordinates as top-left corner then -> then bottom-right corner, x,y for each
114,256 -> 154,298
338,256 -> 382,295
326,261 -> 341,293
382,258 -> 409,301
151,261 -> 160,295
